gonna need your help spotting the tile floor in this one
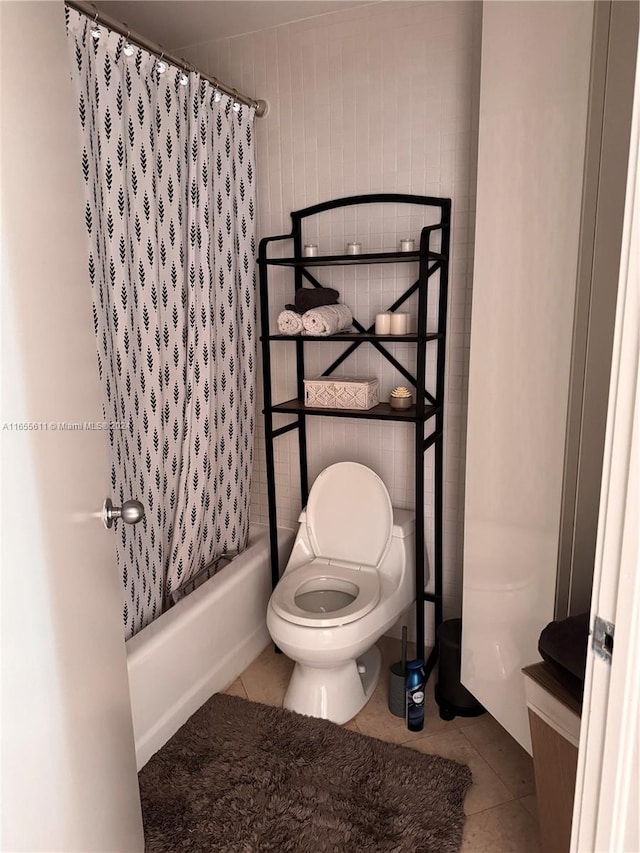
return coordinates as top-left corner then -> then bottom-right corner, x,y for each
226,636 -> 541,852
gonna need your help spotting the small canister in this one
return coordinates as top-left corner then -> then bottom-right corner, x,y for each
405,659 -> 426,731
303,243 -> 319,257
388,661 -> 406,717
346,242 -> 362,255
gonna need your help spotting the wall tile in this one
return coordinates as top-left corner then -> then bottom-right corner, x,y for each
180,1 -> 481,629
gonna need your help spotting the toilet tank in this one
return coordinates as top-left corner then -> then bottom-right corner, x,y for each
383,509 -> 417,590
390,508 -> 416,539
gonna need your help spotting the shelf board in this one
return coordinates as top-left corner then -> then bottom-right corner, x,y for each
260,250 -> 444,267
264,332 -> 442,343
268,399 -> 438,422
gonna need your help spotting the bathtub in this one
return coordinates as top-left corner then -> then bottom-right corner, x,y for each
126,523 -> 293,769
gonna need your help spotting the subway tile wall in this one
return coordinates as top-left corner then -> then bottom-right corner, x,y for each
180,1 -> 482,632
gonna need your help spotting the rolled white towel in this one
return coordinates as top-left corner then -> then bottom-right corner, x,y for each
277,309 -> 304,336
302,304 -> 353,337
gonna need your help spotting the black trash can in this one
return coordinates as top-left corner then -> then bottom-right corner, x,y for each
435,618 -> 485,721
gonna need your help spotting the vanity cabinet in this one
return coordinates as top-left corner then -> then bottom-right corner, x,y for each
257,193 -> 450,672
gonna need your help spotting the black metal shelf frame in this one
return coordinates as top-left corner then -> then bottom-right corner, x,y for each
257,193 -> 451,678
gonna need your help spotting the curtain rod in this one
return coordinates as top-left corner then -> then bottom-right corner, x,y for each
65,0 -> 269,118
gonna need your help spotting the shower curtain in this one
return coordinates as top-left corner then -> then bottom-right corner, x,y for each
66,8 -> 256,638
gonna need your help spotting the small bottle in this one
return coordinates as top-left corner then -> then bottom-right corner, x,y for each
405,659 -> 425,731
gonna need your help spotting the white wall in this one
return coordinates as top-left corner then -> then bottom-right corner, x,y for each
462,0 -> 594,749
1,3 -> 143,849
181,0 -> 482,632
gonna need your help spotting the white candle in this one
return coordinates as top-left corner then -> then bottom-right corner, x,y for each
399,239 -> 415,252
390,312 -> 409,335
346,242 -> 362,255
375,313 -> 392,335
303,244 -> 318,256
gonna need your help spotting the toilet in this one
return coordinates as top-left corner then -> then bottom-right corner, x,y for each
266,462 -> 417,724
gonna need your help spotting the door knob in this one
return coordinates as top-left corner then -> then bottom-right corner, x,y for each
102,498 -> 145,529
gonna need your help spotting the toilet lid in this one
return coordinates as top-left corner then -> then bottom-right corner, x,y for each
270,560 -> 380,627
306,462 -> 393,566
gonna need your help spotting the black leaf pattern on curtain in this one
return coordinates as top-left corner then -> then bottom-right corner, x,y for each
66,9 -> 257,639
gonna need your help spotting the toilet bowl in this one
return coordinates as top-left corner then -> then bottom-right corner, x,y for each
267,462 -> 417,724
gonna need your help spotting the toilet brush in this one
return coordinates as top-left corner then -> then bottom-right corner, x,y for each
401,625 -> 407,674
387,625 -> 408,717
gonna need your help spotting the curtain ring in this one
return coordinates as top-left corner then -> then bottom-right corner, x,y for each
123,28 -> 135,56
179,58 -> 190,86
89,6 -> 101,39
157,47 -> 167,73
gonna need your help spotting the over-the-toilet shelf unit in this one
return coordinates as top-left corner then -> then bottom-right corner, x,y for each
257,193 -> 450,677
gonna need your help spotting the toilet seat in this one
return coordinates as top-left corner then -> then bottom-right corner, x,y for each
305,462 -> 393,567
270,560 -> 381,628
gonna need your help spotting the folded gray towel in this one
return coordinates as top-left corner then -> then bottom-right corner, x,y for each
285,286 -> 339,315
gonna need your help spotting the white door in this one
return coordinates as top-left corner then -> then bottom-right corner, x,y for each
572,44 -> 640,851
1,3 -> 144,851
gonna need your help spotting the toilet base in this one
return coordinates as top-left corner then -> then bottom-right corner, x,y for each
283,644 -> 381,724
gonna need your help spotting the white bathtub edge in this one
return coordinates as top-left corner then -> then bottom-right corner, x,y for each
127,524 -> 294,770
133,620 -> 271,769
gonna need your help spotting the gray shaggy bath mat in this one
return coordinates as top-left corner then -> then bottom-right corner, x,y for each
139,693 -> 471,852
